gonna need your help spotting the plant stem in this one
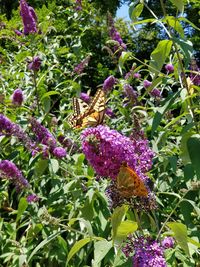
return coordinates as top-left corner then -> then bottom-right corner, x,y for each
159,0 -> 199,133
33,70 -> 39,114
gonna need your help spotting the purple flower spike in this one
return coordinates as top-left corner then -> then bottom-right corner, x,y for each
75,0 -> 82,10
28,56 -> 41,71
12,88 -> 24,106
52,147 -> 67,158
123,84 -> 138,103
30,117 -> 57,149
14,30 -> 23,36
133,73 -> 141,79
20,0 -> 37,35
165,63 -> 174,73
80,92 -> 90,103
73,56 -> 90,75
103,75 -> 116,92
0,160 -> 29,191
81,125 -> 154,180
122,236 -> 167,267
0,114 -> 36,151
150,88 -> 161,98
105,108 -> 115,118
143,80 -> 152,88
27,194 -> 39,203
162,237 -> 175,249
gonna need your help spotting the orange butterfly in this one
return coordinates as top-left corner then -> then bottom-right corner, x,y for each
117,162 -> 148,198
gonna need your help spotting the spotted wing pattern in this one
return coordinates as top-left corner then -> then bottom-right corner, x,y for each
117,162 -> 148,198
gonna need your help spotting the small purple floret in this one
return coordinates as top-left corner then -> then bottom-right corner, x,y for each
0,160 -> 29,191
28,56 -> 41,71
20,0 -> 37,35
103,75 -> 116,92
27,194 -> 39,203
80,92 -> 90,103
12,88 -> 24,106
143,80 -> 152,88
161,237 -> 175,249
165,64 -> 174,73
52,147 -> 67,158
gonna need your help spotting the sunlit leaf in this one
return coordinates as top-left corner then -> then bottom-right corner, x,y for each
167,222 -> 190,256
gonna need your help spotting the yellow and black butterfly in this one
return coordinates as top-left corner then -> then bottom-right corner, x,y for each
117,162 -> 148,198
68,88 -> 106,129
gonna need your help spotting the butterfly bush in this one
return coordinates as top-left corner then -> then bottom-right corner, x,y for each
28,56 -> 41,71
73,56 -> 90,75
0,160 -> 29,191
0,114 -> 36,151
80,92 -> 90,103
11,88 -> 24,106
122,236 -> 167,267
103,75 -> 116,92
30,117 -> 66,158
20,0 -> 37,35
81,125 -> 154,180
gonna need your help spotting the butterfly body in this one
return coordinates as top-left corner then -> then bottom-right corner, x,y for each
68,89 -> 105,129
117,162 -> 148,198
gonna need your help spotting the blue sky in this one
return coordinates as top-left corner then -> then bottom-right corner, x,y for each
116,3 -> 129,19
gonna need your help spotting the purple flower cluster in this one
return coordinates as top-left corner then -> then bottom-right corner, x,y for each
30,117 -> 66,158
105,108 -> 115,118
73,56 -> 90,75
161,237 -> 174,249
58,134 -> 79,154
80,92 -> 90,103
20,0 -> 37,35
0,160 -> 29,191
143,80 -> 152,88
108,14 -> 126,51
75,0 -> 82,11
27,194 -> 39,203
103,75 -> 116,92
123,84 -> 138,104
189,59 -> 200,86
122,236 -> 168,267
165,64 -> 174,73
11,88 -> 24,106
81,125 -> 154,180
150,88 -> 161,98
28,56 -> 41,71
0,114 -> 35,151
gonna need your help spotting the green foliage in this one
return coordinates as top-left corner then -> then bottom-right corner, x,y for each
0,0 -> 199,266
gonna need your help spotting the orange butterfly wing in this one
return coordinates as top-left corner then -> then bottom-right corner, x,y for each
117,162 -> 148,198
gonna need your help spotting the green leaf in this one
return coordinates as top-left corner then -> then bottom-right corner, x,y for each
34,159 -> 48,177
16,198 -> 28,222
28,230 -> 66,262
43,97 -> 51,113
129,3 -> 144,22
116,221 -> 138,241
169,0 -> 184,13
66,237 -> 91,264
118,52 -> 132,75
151,90 -> 180,136
50,159 -> 59,173
133,18 -> 157,25
164,16 -> 184,38
167,222 -> 190,256
93,240 -> 113,265
41,91 -> 60,100
149,40 -> 172,76
173,38 -> 193,66
111,205 -> 127,241
187,134 -> 200,179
